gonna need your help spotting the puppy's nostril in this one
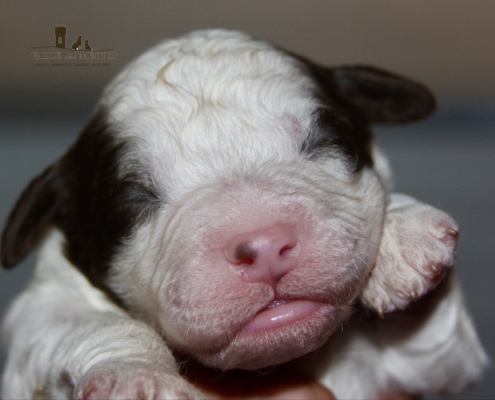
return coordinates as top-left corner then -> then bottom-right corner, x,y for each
234,242 -> 257,265
279,244 -> 294,257
237,257 -> 255,265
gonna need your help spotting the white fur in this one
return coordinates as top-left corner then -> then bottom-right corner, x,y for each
102,30 -> 320,202
360,193 -> 460,313
1,231 -> 201,399
1,30 -> 487,399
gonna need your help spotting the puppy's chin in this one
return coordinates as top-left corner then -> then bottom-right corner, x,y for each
190,303 -> 351,370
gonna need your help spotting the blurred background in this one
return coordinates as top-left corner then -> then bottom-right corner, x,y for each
1,1 -> 493,398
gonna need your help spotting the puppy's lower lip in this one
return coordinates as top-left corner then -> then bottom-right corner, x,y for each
240,300 -> 323,334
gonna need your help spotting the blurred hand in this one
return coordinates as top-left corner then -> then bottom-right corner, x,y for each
184,361 -> 335,399
184,360 -> 419,399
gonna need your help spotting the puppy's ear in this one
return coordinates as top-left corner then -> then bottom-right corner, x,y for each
302,61 -> 436,124
1,161 -> 66,269
332,66 -> 436,124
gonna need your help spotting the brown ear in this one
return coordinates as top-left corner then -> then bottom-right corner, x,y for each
332,66 -> 437,124
300,60 -> 437,124
1,161 -> 66,269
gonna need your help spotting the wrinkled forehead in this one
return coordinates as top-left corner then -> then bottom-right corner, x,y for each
100,30 -> 318,127
97,31 -> 328,195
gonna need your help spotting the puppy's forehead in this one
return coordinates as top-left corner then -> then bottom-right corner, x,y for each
97,30 -> 327,195
101,30 -> 317,125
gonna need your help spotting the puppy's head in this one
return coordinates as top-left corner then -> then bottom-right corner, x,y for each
1,30 -> 435,370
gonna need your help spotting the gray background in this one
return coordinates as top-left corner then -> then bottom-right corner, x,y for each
1,2 -> 494,398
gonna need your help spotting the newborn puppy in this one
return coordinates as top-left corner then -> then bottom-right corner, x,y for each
1,30 -> 487,399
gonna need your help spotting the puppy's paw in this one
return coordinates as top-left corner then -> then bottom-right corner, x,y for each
75,361 -> 203,400
361,194 -> 459,314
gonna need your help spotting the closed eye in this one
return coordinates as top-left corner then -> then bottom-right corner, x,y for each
110,178 -> 160,226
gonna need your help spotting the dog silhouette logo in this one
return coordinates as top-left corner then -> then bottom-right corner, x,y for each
32,26 -> 115,52
31,25 -> 116,64
71,35 -> 83,51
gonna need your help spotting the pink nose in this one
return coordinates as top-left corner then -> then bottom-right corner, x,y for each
224,223 -> 299,284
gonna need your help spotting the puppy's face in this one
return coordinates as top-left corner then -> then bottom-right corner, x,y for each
1,30 -> 436,370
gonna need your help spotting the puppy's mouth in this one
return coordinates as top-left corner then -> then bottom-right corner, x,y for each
239,299 -> 324,335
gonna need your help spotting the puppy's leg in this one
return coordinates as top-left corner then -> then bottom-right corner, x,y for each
299,274 -> 487,398
375,273 -> 488,395
1,232 -> 202,400
361,193 -> 459,313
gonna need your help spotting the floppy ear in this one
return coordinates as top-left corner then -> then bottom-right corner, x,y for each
332,66 -> 436,124
1,161 -> 66,269
300,60 -> 436,124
